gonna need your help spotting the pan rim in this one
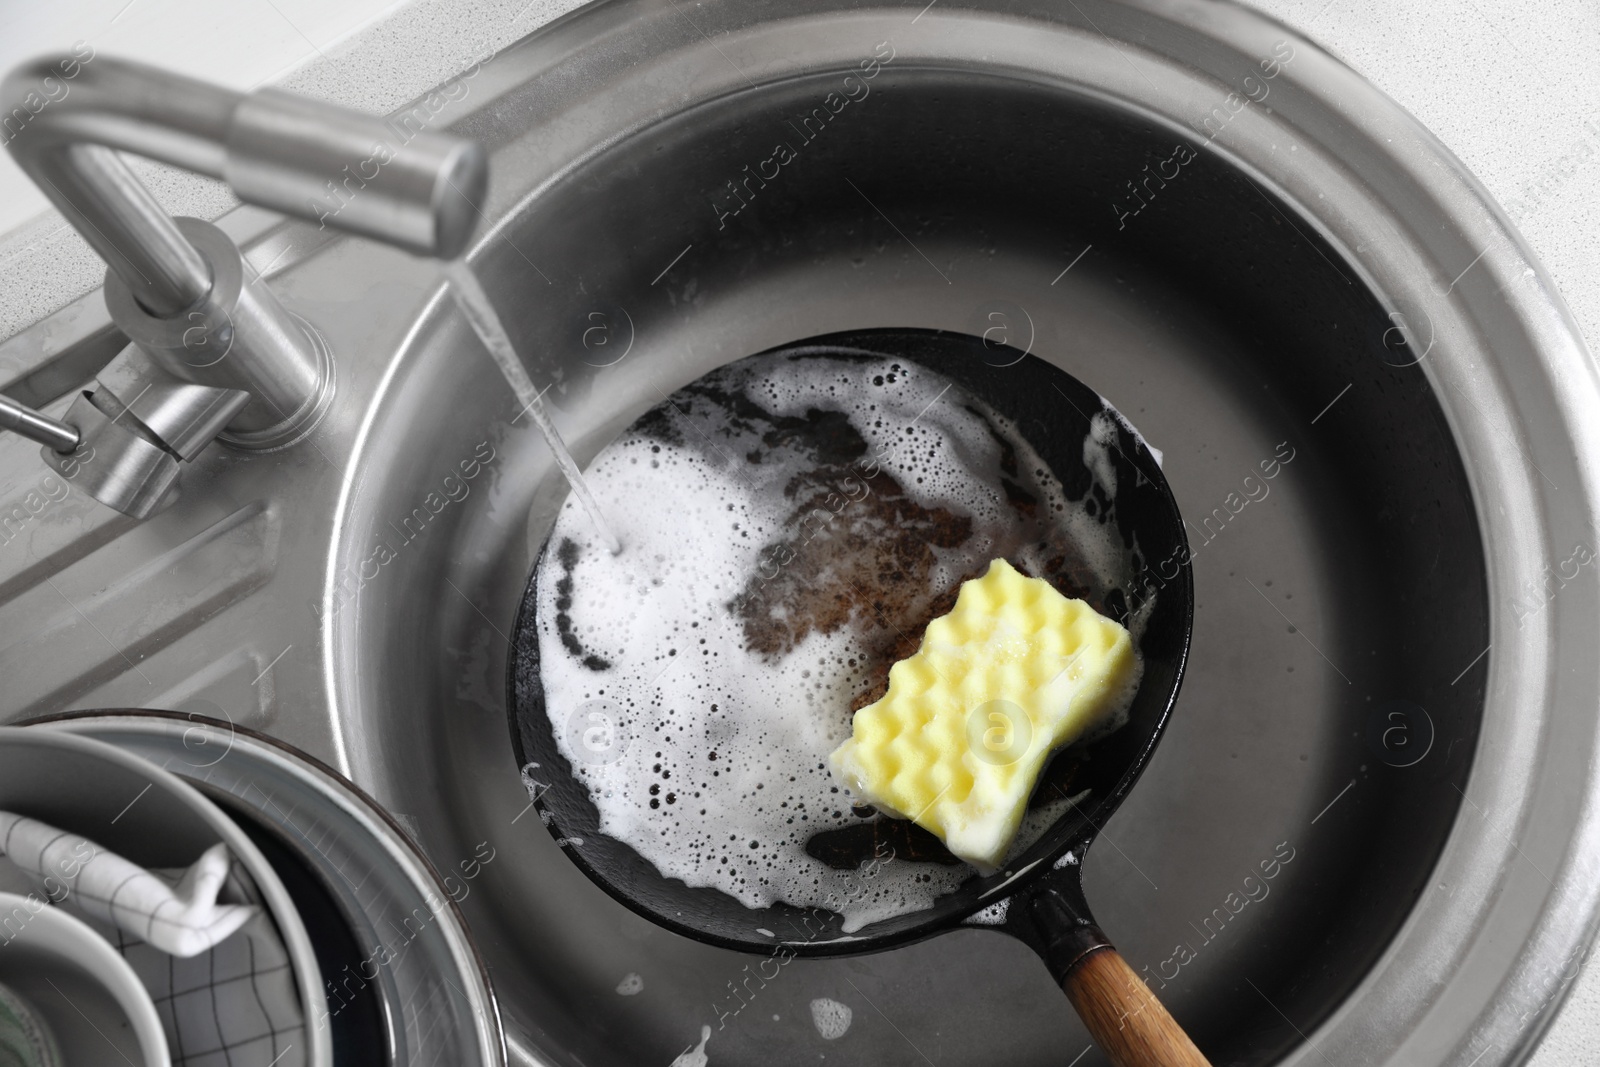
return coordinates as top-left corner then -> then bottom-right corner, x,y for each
504,328 -> 1196,956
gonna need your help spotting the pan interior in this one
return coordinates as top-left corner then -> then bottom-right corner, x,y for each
507,330 -> 1193,952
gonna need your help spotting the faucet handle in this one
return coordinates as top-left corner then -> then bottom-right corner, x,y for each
0,394 -> 79,454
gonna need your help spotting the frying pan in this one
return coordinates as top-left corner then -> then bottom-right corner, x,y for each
508,329 -> 1201,1065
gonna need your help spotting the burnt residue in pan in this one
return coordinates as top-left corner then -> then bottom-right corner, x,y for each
550,538 -> 611,671
651,369 -> 1106,674
630,361 -> 1112,872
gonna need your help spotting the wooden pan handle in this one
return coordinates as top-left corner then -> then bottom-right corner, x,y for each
1061,945 -> 1212,1067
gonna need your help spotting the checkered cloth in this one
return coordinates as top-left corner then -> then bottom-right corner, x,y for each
0,813 -> 306,1067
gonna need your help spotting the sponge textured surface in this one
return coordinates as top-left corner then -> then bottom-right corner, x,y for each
829,558 -> 1137,871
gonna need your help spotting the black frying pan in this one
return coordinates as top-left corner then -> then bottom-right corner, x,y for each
509,329 -> 1202,1065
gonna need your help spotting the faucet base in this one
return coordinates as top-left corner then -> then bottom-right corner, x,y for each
215,314 -> 334,453
103,218 -> 336,451
49,217 -> 340,518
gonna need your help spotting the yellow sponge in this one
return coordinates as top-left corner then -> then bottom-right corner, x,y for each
828,558 -> 1138,872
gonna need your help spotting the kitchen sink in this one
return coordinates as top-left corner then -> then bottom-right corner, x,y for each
3,1 -> 1599,1065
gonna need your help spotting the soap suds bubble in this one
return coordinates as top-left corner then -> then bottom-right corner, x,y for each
810,997 -> 853,1040
964,899 -> 1010,926
1084,410 -> 1120,499
616,972 -> 644,996
534,351 -> 1147,930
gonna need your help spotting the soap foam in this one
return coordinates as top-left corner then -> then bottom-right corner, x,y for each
669,1026 -> 711,1067
533,351 -> 1146,930
809,997 -> 853,1040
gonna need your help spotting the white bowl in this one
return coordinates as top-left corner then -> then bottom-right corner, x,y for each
36,710 -> 506,1066
0,891 -> 170,1066
0,727 -> 329,1067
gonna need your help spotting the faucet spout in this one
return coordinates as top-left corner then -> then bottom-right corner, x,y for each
1,52 -> 488,517
4,53 -> 485,307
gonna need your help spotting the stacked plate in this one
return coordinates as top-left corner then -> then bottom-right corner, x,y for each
1,714 -> 502,1067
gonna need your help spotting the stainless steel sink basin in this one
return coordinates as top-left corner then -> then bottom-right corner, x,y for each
4,2 -> 1600,1065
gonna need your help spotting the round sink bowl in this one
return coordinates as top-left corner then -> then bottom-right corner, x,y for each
323,1 -> 1600,1064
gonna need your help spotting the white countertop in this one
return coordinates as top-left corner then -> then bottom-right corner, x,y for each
1,0 -> 1595,1060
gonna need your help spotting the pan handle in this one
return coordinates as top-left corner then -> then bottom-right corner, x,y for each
1058,937 -> 1211,1067
1000,860 -> 1212,1067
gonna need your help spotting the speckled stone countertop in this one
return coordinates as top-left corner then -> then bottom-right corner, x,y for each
0,0 -> 1595,1059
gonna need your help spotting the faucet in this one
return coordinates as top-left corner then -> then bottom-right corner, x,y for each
0,53 -> 486,518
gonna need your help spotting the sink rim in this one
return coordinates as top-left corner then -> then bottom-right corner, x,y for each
319,2 -> 1600,1064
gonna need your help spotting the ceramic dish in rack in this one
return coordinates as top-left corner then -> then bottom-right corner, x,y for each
27,711 -> 503,1067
